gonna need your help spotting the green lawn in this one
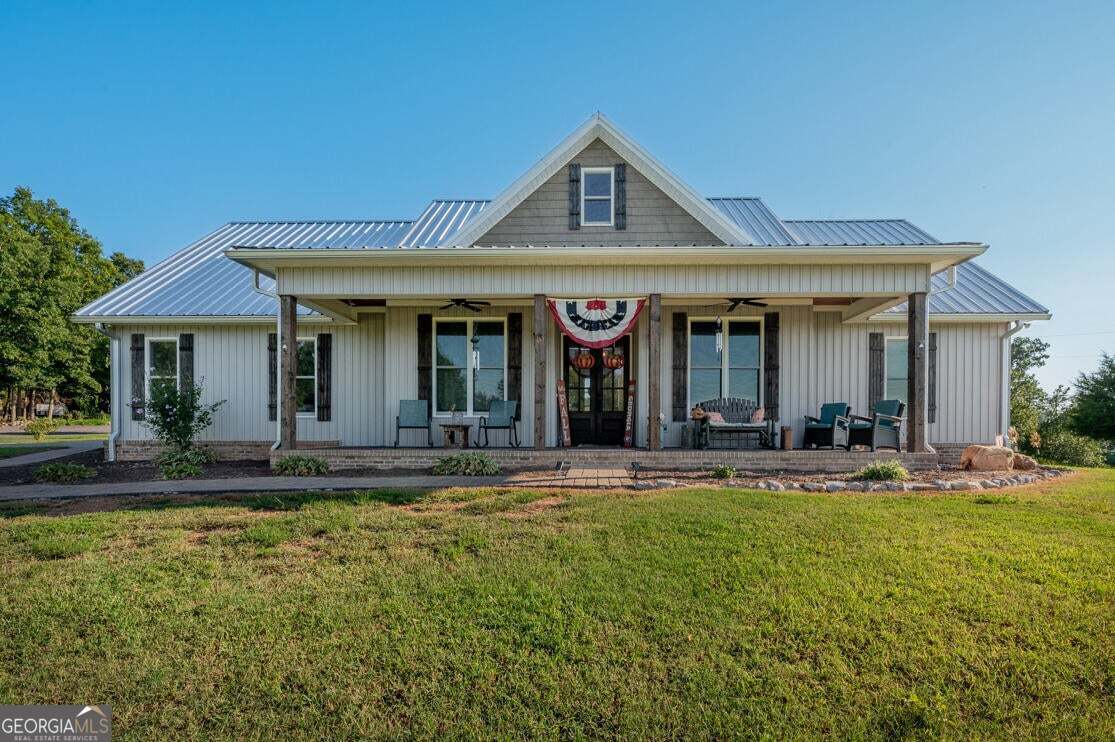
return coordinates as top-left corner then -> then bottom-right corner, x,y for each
0,432 -> 106,444
0,445 -> 62,459
1,472 -> 1112,738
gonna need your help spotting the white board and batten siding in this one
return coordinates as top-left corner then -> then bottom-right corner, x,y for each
278,263 -> 930,300
115,318 -> 386,445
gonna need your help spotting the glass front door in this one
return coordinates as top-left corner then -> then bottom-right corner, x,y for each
563,336 -> 629,446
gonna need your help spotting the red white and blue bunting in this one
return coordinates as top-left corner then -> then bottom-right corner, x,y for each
547,297 -> 646,349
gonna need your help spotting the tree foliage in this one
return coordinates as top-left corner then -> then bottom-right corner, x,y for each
1010,337 -> 1050,450
0,187 -> 142,419
1071,353 -> 1115,441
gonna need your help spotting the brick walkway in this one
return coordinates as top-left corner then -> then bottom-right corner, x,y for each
507,468 -> 633,488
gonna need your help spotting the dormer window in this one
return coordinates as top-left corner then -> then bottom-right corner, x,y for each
581,167 -> 614,226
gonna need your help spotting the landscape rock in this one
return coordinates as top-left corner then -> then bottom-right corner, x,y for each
932,480 -> 949,490
802,482 -> 823,492
654,479 -> 678,488
824,481 -> 846,492
633,481 -> 655,490
960,445 -> 1015,471
909,483 -> 936,491
845,482 -> 865,491
885,482 -> 904,491
1012,453 -> 1039,471
980,479 -> 998,489
949,480 -> 975,490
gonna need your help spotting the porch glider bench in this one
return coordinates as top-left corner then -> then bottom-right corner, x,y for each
848,399 -> 905,452
691,398 -> 774,450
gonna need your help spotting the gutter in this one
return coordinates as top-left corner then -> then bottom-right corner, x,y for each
94,323 -> 119,462
999,320 -> 1031,445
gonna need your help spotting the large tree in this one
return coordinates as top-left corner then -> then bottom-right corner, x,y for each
1010,336 -> 1050,448
0,187 -> 143,419
1071,353 -> 1115,441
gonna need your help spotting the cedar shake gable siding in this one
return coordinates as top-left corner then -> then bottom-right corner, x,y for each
476,139 -> 723,247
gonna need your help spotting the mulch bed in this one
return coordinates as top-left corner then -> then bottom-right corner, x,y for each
639,467 -> 1022,488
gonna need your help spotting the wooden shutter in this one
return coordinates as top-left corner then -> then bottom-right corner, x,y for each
568,164 -> 581,230
130,333 -> 145,420
614,163 -> 627,230
417,314 -> 432,415
316,332 -> 332,422
268,333 -> 277,421
868,332 -> 885,410
178,333 -> 194,392
671,312 -> 688,421
928,331 -> 938,424
507,313 -> 523,420
763,312 -> 780,421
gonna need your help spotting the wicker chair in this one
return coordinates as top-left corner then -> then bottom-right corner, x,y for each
848,399 -> 905,452
802,402 -> 851,450
693,398 -> 773,449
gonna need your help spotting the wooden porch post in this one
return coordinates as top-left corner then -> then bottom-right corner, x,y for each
533,294 -> 546,449
280,294 -> 298,450
647,293 -> 662,450
907,291 -> 928,452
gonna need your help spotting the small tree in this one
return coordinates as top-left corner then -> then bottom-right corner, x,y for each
1071,353 -> 1115,441
144,379 -> 225,452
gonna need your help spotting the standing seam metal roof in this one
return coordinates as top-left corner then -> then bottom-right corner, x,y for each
75,201 -> 1043,319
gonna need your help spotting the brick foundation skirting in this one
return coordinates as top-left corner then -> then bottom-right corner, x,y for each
271,446 -> 941,473
116,440 -> 338,462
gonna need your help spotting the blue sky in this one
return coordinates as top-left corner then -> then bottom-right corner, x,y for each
3,1 -> 1112,390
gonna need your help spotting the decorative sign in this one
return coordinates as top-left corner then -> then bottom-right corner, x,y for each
623,379 -> 637,448
556,379 -> 572,447
547,298 -> 645,349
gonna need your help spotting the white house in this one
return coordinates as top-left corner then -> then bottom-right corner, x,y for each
74,114 -> 1049,467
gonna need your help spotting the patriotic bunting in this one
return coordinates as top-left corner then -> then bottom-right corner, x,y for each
546,297 -> 646,349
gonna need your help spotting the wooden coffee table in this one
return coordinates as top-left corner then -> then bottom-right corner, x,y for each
439,423 -> 472,448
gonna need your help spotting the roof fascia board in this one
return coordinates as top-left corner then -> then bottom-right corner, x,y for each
70,314 -> 335,325
226,244 -> 985,271
438,113 -> 757,247
864,312 -> 1052,323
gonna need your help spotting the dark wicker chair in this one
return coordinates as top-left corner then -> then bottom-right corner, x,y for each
802,402 -> 851,450
848,399 -> 905,452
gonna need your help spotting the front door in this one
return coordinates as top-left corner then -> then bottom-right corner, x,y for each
563,336 -> 629,446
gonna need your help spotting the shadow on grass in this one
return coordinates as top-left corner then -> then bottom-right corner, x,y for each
0,487 -> 433,519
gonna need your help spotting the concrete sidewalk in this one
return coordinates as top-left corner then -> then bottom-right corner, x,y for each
0,474 -> 508,502
0,441 -> 103,469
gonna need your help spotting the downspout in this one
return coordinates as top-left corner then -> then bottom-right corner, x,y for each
94,323 -> 119,462
252,270 -> 283,452
999,320 -> 1029,445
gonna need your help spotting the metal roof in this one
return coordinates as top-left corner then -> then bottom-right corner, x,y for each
885,261 -> 1049,316
707,198 -> 798,246
75,207 -> 1042,320
782,219 -> 939,246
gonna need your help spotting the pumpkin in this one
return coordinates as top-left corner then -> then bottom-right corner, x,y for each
572,351 -> 596,370
602,351 -> 625,369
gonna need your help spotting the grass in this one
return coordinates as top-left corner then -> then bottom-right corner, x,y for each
0,472 -> 1112,738
0,445 -> 62,459
0,433 -> 106,444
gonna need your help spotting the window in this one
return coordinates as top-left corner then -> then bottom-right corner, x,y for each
296,338 -> 316,415
885,338 -> 908,404
146,338 -> 178,399
434,319 -> 506,415
689,319 -> 763,406
581,167 -> 614,226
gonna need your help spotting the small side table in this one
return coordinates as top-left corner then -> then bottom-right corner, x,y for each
440,423 -> 472,448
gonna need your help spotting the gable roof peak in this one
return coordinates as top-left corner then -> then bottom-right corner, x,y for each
438,114 -> 760,247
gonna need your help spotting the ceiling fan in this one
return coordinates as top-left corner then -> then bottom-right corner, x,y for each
725,297 -> 768,311
440,298 -> 492,312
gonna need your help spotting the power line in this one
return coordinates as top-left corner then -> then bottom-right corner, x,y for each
1033,330 -> 1115,338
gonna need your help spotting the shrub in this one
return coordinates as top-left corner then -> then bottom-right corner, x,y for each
1038,431 -> 1106,467
34,462 -> 94,483
143,380 -> 225,452
711,464 -> 736,479
155,448 -> 213,480
432,452 -> 502,476
853,460 -> 910,481
273,455 -> 329,477
25,419 -> 61,441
